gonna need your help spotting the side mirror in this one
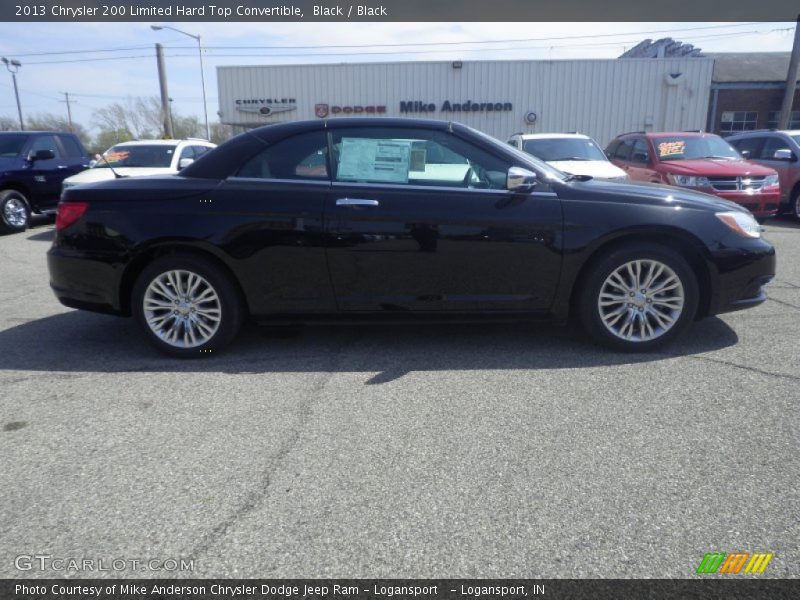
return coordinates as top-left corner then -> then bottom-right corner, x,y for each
178,157 -> 194,169
507,166 -> 538,192
739,149 -> 751,159
27,149 -> 55,162
773,148 -> 794,161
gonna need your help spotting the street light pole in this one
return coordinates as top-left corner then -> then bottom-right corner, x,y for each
2,57 -> 24,130
151,25 -> 211,140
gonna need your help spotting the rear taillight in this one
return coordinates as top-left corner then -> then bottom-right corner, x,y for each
56,202 -> 88,231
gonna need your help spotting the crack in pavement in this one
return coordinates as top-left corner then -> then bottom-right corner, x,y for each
767,297 -> 800,310
690,354 -> 800,384
184,332 -> 360,564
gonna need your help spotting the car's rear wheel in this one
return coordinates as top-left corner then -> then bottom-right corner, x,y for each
578,243 -> 699,351
793,188 -> 800,221
0,190 -> 31,234
133,255 -> 243,357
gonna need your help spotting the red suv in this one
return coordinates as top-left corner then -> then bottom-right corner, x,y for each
606,131 -> 780,219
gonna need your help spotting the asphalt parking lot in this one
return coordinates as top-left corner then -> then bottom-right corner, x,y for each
0,216 -> 798,579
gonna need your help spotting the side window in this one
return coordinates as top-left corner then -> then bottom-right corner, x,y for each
605,140 -> 620,157
630,139 -> 650,164
760,137 -> 793,160
330,127 -> 510,189
729,136 -> 764,159
237,131 -> 328,180
28,135 -> 63,159
192,145 -> 211,157
179,145 -> 195,160
57,135 -> 83,158
613,139 -> 634,162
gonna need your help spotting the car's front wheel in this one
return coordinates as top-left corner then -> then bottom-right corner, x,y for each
578,243 -> 699,351
132,255 -> 244,357
0,189 -> 31,234
793,188 -> 800,221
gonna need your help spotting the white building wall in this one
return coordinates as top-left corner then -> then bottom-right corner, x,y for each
217,58 -> 713,146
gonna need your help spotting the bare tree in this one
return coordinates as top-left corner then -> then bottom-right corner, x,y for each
0,116 -> 19,131
26,112 -> 92,149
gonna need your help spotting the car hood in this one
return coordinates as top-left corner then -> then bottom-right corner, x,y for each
64,167 -> 175,184
657,158 -> 777,177
569,177 -> 749,214
547,160 -> 627,179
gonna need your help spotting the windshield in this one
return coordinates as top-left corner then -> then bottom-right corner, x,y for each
652,136 -> 740,161
522,138 -> 606,162
792,135 -> 800,146
463,125 -> 568,181
0,134 -> 28,158
95,144 -> 175,168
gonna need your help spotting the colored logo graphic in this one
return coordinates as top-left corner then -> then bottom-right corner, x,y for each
696,552 -> 773,574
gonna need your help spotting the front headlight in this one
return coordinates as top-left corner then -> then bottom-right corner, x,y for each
716,211 -> 761,238
672,174 -> 712,188
763,174 -> 779,188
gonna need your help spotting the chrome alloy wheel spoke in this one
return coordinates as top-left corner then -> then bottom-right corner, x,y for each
4,198 -> 27,227
143,270 -> 221,348
597,259 -> 685,343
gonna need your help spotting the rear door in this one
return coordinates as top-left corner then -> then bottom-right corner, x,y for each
324,125 -> 563,312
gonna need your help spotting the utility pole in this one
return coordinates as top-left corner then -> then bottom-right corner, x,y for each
155,43 -> 173,138
2,57 -> 23,130
60,92 -> 76,131
778,14 -> 800,129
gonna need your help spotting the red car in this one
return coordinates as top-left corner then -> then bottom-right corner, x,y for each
605,131 -> 780,219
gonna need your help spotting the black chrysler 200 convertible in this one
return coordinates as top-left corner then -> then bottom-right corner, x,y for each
48,118 -> 775,356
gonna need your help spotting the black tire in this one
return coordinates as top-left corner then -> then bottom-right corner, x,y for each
132,254 -> 244,358
0,189 -> 31,234
793,188 -> 800,222
578,243 -> 699,352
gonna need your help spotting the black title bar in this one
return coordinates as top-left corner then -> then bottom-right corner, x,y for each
2,1 -> 800,22
3,579 -> 800,600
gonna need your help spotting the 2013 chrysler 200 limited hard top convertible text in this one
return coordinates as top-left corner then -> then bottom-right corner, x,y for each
47,118 -> 776,356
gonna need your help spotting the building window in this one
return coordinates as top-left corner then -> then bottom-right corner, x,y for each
720,111 -> 758,134
766,111 -> 800,129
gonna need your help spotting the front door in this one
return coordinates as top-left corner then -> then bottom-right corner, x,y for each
324,126 -> 563,312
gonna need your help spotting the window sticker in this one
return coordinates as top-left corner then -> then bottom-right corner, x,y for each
658,141 -> 685,158
337,138 -> 411,183
104,151 -> 130,164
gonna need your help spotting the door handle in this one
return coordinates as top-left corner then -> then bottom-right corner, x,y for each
336,198 -> 380,207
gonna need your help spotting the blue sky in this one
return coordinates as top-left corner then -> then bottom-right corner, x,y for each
0,21 -> 796,134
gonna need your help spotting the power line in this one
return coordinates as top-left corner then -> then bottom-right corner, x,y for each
20,28 -> 790,65
5,21 -> 784,58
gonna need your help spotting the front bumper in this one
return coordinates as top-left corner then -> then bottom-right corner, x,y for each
713,190 -> 781,218
707,238 -> 776,316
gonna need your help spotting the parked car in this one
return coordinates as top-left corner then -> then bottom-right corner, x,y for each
726,129 -> 800,220
48,118 -> 775,356
508,132 -> 628,180
0,131 -> 91,233
605,131 -> 781,220
61,139 -> 216,191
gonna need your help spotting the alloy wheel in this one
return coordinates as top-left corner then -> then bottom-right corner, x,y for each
142,269 -> 222,348
597,259 -> 685,342
3,196 -> 28,228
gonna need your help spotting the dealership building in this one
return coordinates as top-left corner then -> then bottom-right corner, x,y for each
217,58 -> 714,146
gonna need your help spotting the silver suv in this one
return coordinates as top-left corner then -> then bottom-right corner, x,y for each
726,130 -> 800,219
